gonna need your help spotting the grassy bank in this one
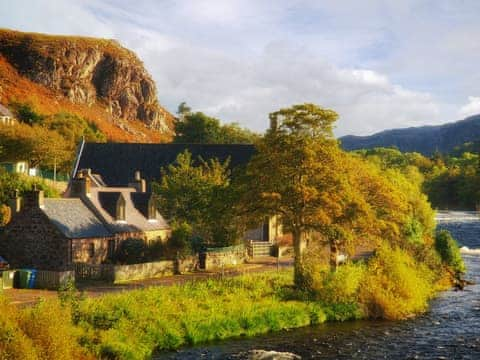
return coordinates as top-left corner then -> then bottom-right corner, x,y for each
1,270 -> 361,359
1,242 -> 458,360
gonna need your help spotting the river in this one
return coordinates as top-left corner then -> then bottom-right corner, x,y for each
160,211 -> 480,359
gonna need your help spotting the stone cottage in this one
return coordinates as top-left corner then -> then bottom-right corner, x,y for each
0,190 -> 112,270
0,170 -> 170,271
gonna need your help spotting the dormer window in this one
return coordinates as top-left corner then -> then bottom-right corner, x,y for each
116,194 -> 126,222
148,196 -> 157,221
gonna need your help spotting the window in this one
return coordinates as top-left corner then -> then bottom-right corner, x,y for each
89,243 -> 95,258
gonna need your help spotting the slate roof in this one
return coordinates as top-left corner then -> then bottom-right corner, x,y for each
75,143 -> 256,187
85,187 -> 169,233
0,104 -> 13,117
42,199 -> 112,239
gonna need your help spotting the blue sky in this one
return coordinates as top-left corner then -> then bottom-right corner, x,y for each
1,0 -> 480,136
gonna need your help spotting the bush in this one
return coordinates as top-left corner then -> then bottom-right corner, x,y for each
167,221 -> 193,258
0,296 -> 88,360
359,245 -> 436,320
310,263 -> 366,305
116,238 -> 146,264
435,230 -> 465,274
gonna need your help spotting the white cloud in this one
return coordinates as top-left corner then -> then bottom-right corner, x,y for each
2,0 -> 478,136
138,39 -> 440,136
459,97 -> 480,118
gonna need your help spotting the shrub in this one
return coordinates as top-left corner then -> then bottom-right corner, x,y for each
310,263 -> 366,305
167,221 -> 193,258
0,296 -> 89,360
116,238 -> 146,264
359,245 -> 436,320
435,230 -> 465,274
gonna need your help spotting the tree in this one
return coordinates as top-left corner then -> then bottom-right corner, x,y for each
245,104 -> 348,283
245,104 -> 422,286
153,151 -> 245,247
0,122 -> 70,170
177,102 -> 192,116
10,102 -> 44,125
173,107 -> 259,144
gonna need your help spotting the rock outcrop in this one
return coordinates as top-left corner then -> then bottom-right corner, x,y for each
0,29 -> 172,133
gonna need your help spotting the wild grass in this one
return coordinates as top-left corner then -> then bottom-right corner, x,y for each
75,271 -> 350,359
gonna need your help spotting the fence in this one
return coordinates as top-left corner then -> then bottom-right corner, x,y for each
35,270 -> 75,289
247,241 -> 273,257
74,263 -> 114,282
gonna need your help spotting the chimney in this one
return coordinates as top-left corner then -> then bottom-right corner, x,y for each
70,172 -> 91,197
129,171 -> 147,193
9,189 -> 21,214
23,190 -> 44,209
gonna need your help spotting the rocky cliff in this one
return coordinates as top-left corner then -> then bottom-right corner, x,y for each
0,29 -> 173,134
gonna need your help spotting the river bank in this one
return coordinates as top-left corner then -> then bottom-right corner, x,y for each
160,211 -> 480,359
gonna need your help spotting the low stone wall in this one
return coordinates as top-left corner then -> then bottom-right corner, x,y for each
112,260 -> 174,283
202,245 -> 246,270
176,256 -> 199,274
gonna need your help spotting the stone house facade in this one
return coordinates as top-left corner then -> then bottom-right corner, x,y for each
0,191 -> 111,270
0,170 -> 171,271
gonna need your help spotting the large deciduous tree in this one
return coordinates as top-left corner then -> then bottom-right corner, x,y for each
246,104 -> 346,283
245,104 -> 415,286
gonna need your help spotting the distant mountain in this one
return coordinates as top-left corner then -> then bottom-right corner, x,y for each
340,115 -> 480,155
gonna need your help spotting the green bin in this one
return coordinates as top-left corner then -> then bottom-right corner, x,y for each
2,270 -> 15,289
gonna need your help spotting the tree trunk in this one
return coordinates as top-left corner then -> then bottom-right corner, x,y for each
329,239 -> 339,271
293,229 -> 307,288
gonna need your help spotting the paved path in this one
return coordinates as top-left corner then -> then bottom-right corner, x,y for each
3,257 -> 293,306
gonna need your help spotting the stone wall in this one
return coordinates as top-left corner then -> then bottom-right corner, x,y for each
0,206 -> 71,271
112,260 -> 174,282
202,246 -> 246,270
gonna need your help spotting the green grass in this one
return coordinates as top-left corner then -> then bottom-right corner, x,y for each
72,270 -> 359,359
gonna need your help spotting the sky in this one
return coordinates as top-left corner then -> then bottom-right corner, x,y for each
1,0 -> 480,136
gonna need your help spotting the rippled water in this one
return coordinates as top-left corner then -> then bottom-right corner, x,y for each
160,212 -> 480,359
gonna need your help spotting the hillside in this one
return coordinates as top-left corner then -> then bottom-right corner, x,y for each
340,114 -> 480,155
0,29 -> 174,142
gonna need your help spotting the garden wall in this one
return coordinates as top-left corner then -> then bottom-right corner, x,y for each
201,245 -> 246,270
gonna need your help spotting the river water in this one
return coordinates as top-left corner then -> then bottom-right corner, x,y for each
161,211 -> 480,359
